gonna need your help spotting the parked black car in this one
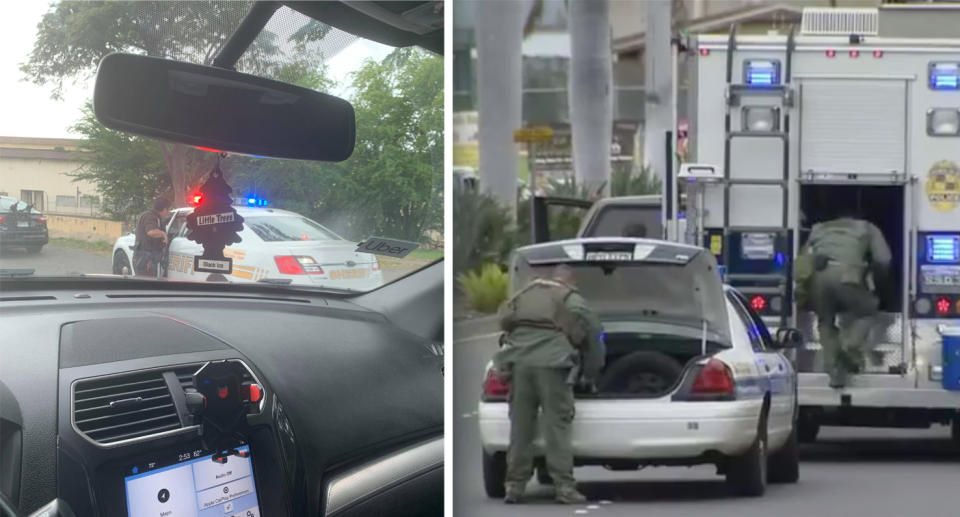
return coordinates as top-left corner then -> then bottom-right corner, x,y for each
0,196 -> 48,253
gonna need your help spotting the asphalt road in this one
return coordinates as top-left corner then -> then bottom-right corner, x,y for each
454,317 -> 960,517
0,243 -> 419,284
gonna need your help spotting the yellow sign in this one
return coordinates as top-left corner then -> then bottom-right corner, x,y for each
453,142 -> 478,168
330,268 -> 371,280
513,126 -> 554,143
926,159 -> 960,212
710,234 -> 723,255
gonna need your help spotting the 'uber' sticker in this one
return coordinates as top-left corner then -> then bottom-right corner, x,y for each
356,237 -> 419,259
194,256 -> 233,274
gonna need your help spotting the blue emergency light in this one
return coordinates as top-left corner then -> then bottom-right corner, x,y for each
929,62 -> 960,91
744,60 -> 780,87
244,197 -> 268,207
926,235 -> 960,263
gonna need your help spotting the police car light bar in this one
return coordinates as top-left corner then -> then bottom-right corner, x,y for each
233,197 -> 268,207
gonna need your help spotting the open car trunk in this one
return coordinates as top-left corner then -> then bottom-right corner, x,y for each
509,238 -> 732,397
588,320 -> 729,399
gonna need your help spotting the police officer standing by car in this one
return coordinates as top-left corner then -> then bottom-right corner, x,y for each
494,264 -> 604,505
801,204 -> 891,388
132,197 -> 172,277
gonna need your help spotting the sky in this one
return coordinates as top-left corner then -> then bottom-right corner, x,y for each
0,3 -> 392,140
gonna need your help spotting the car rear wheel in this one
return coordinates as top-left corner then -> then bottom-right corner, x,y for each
113,250 -> 132,275
26,245 -> 42,254
767,423 -> 799,483
726,415 -> 767,496
952,417 -> 960,446
482,450 -> 506,498
596,351 -> 684,395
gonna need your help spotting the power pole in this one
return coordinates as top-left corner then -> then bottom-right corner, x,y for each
643,0 -> 675,233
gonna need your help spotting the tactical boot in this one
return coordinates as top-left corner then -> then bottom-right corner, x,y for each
503,482 -> 525,504
555,485 -> 587,505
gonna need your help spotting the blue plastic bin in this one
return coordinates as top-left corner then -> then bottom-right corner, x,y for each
942,327 -> 960,391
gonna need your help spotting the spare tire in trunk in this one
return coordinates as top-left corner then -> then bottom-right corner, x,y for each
596,351 -> 684,396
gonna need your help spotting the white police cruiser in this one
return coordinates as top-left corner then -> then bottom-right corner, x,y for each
478,237 -> 800,498
112,200 -> 382,290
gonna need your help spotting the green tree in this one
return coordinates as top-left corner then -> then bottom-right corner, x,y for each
21,1 -> 329,205
227,47 -> 443,243
69,102 -> 170,222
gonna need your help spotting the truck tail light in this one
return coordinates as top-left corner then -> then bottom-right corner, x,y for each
936,297 -> 951,316
482,368 -> 510,402
690,359 -> 735,396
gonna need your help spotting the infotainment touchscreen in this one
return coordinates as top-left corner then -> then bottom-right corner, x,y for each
124,445 -> 261,517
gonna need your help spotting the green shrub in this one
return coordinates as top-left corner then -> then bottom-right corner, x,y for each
610,163 -> 661,196
457,263 -> 510,314
453,184 -> 518,275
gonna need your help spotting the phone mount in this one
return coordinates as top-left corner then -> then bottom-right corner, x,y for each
184,361 -> 263,454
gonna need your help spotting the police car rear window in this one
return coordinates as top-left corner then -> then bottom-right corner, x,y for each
245,216 -> 340,242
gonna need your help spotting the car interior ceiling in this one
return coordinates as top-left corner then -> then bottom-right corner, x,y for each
0,2 -> 443,517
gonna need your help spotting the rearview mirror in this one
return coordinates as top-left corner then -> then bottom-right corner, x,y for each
774,327 -> 803,349
94,53 -> 355,161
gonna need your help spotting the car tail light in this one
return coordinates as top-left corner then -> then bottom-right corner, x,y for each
690,359 -> 735,396
274,256 -> 324,275
750,295 -> 767,312
372,260 -> 381,272
36,216 -> 46,224
275,256 -> 305,274
0,216 -> 5,224
482,368 -> 510,401
936,297 -> 951,316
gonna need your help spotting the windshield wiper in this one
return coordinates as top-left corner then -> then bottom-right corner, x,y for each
0,268 -> 36,278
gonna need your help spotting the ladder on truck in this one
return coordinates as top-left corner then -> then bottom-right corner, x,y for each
720,25 -> 796,329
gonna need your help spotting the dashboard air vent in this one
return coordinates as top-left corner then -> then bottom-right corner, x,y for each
73,370 -> 180,445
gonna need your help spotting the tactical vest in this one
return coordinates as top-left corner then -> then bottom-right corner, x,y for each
502,279 -> 587,346
808,218 -> 870,268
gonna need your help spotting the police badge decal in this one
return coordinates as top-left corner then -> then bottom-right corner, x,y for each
925,160 -> 960,212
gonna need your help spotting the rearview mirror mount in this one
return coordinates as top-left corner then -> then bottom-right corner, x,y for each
94,53 -> 355,161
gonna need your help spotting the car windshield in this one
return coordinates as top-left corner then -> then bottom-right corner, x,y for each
245,216 -> 341,243
0,2 -> 443,292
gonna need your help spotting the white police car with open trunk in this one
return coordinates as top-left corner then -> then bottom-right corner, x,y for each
479,237 -> 800,497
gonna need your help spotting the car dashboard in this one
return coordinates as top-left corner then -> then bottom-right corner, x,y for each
0,279 -> 443,517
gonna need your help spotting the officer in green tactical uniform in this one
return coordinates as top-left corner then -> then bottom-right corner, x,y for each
802,205 -> 891,388
494,264 -> 604,505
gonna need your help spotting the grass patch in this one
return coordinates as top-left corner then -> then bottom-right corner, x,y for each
49,237 -> 113,255
408,248 -> 444,261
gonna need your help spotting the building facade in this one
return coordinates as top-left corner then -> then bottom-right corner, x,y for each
0,136 -> 101,216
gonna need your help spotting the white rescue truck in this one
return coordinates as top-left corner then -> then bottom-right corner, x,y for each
680,7 -> 960,443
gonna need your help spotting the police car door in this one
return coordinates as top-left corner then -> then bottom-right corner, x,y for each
729,290 -> 793,431
166,210 -> 201,281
